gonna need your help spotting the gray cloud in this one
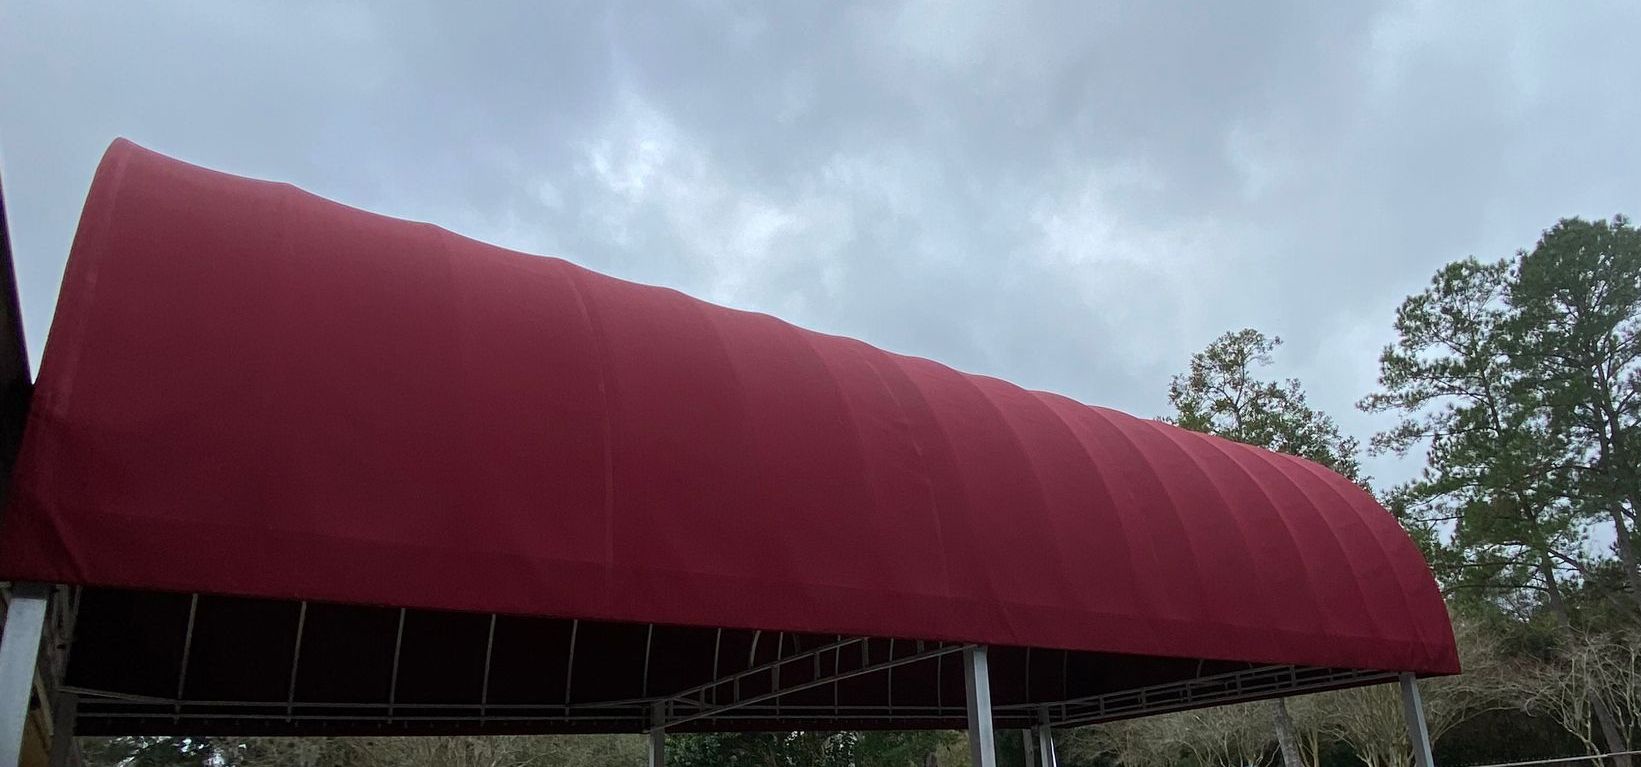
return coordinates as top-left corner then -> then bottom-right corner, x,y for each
4,0 -> 1638,486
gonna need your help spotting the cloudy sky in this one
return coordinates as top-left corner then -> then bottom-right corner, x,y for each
2,1 -> 1637,486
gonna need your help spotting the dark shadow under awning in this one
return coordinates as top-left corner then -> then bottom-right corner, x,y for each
64,588 -> 1396,736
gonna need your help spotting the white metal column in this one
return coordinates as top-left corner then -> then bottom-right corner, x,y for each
1035,706 -> 1058,767
648,700 -> 666,767
1399,672 -> 1435,767
963,646 -> 997,767
0,583 -> 49,767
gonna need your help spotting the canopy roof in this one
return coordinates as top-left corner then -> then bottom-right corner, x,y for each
0,140 -> 1455,736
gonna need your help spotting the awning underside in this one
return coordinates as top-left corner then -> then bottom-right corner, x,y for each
65,588 -> 1396,736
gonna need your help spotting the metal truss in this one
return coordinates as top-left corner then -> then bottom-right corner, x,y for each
64,656 -> 1396,732
1007,664 -> 1398,728
657,638 -> 969,728
54,598 -> 1406,734
64,630 -> 975,729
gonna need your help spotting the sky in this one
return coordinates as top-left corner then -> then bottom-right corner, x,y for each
2,0 -> 1638,488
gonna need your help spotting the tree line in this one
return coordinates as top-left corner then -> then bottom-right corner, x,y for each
82,216 -> 1641,766
1076,215 -> 1641,767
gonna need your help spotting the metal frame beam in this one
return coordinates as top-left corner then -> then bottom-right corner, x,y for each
0,583 -> 49,767
46,692 -> 75,767
1400,673 -> 1434,767
172,595 -> 198,723
1021,664 -> 1396,729
661,640 -> 965,729
1035,706 -> 1057,767
648,700 -> 665,767
667,635 -> 866,709
53,598 -> 1418,738
964,646 -> 996,767
63,660 -> 1402,731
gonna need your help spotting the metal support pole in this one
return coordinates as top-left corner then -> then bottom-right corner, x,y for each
47,692 -> 75,767
1399,672 -> 1435,767
648,700 -> 666,767
286,601 -> 306,720
963,646 -> 997,767
1035,705 -> 1058,767
479,614 -> 495,720
386,607 -> 405,722
0,583 -> 49,767
563,620 -> 578,714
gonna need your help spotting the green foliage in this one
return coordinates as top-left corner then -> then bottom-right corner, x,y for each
854,731 -> 963,767
1361,216 -> 1641,761
1361,219 -> 1641,625
667,732 -> 855,767
667,731 -> 958,767
80,735 -> 647,767
79,737 -> 229,767
1167,328 -> 1362,481
1508,216 -> 1641,614
1434,709 -> 1584,766
1359,257 -> 1580,615
81,731 -> 964,767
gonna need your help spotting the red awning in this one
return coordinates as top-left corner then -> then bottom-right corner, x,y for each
0,140 -> 1455,733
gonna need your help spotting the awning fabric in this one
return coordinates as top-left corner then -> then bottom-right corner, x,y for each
0,140 -> 1458,684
